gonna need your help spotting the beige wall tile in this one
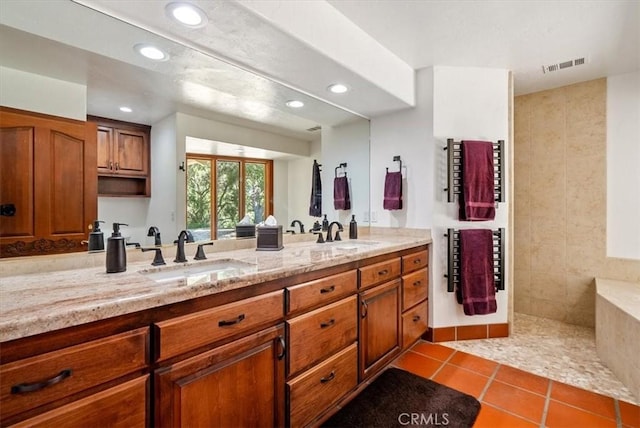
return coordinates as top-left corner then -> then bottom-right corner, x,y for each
530,269 -> 567,301
530,297 -> 566,321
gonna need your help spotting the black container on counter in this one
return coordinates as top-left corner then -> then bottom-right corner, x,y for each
106,222 -> 128,273
349,215 -> 358,239
256,225 -> 283,251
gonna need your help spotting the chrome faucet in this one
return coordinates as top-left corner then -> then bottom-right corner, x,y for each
326,221 -> 343,242
290,220 -> 305,234
174,230 -> 190,263
147,226 -> 162,246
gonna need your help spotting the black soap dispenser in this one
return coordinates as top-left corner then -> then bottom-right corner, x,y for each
88,220 -> 105,252
106,223 -> 128,273
349,215 -> 358,239
322,214 -> 329,231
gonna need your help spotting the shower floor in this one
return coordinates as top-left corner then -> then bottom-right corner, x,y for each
440,312 -> 638,405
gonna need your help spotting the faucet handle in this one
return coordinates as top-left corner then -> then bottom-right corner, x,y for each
140,247 -> 166,266
194,241 -> 214,260
313,231 -> 325,244
334,230 -> 342,241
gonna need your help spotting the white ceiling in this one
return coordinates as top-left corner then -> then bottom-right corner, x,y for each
1,0 -> 638,139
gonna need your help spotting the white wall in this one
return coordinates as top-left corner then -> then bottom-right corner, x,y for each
607,71 -> 640,260
370,66 -> 510,328
273,159 -> 288,224
0,66 -> 86,120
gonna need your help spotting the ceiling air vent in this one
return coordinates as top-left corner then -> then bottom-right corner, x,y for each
306,125 -> 321,132
542,56 -> 588,74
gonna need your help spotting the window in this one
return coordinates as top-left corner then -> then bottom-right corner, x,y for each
186,155 -> 272,240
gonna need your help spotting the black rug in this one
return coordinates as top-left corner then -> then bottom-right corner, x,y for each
322,368 -> 481,428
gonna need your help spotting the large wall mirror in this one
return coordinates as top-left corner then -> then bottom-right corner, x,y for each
0,0 -> 370,249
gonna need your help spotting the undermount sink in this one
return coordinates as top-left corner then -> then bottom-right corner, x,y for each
329,240 -> 380,251
141,259 -> 256,283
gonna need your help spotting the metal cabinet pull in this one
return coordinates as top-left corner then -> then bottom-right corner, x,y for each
413,259 -> 421,264
320,285 -> 335,294
277,335 -> 286,360
115,162 -> 119,170
413,281 -> 421,287
361,301 -> 368,318
378,269 -> 389,276
413,315 -> 421,322
11,369 -> 72,394
320,319 -> 335,328
320,371 -> 335,383
218,314 -> 245,327
109,161 -> 113,170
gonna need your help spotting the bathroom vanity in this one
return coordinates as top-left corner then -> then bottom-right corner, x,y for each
0,233 -> 430,427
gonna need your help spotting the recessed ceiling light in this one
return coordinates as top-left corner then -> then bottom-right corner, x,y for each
134,43 -> 168,61
328,83 -> 349,94
286,100 -> 304,108
119,106 -> 132,113
166,2 -> 208,28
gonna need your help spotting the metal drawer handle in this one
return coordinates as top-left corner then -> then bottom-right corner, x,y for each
378,269 -> 389,276
320,371 -> 335,383
109,161 -> 113,170
320,285 -> 335,294
413,259 -> 421,264
277,335 -> 286,360
11,369 -> 72,394
361,301 -> 368,318
218,314 -> 245,327
320,319 -> 335,328
413,281 -> 422,287
413,315 -> 421,322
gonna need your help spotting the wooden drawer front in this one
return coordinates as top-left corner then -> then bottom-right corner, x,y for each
288,343 -> 358,428
156,290 -> 283,361
288,296 -> 357,377
287,270 -> 357,314
402,250 -> 428,274
402,300 -> 428,348
11,375 -> 148,428
0,328 -> 148,420
402,268 -> 428,310
359,257 -> 401,289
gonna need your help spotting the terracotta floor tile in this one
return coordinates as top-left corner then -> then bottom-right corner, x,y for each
393,350 -> 444,379
473,403 -> 539,428
448,351 -> 499,377
410,341 -> 456,361
494,364 -> 549,395
619,400 -> 640,428
432,363 -> 489,398
546,400 -> 617,428
550,381 -> 616,420
482,380 -> 545,424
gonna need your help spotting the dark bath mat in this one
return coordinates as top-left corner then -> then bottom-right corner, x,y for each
322,368 -> 481,428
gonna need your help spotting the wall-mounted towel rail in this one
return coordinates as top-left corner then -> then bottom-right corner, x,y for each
443,139 -> 504,203
386,155 -> 402,173
335,162 -> 347,178
444,228 -> 505,293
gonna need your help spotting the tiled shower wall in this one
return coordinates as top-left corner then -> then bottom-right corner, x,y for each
514,78 -> 640,327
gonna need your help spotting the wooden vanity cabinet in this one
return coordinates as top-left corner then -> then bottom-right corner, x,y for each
400,249 -> 429,349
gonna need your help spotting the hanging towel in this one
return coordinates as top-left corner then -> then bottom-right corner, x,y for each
383,171 -> 402,210
333,176 -> 351,210
459,140 -> 495,221
309,160 -> 322,217
457,229 -> 497,316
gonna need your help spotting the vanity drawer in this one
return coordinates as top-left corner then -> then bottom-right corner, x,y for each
288,343 -> 358,428
0,327 -> 148,421
287,270 -> 357,314
359,258 -> 401,289
155,290 -> 283,361
402,300 -> 428,348
402,268 -> 428,310
402,250 -> 428,274
287,295 -> 357,377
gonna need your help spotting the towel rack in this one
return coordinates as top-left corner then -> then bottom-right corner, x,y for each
444,228 -> 505,293
386,155 -> 402,173
443,139 -> 504,203
335,162 -> 347,178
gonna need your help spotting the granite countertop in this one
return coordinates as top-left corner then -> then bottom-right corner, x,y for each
0,231 -> 431,342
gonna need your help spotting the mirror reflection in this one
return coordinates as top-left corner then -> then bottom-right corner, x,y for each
0,0 -> 370,254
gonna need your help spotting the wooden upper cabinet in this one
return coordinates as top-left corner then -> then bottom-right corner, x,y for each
89,116 -> 150,197
0,107 -> 97,258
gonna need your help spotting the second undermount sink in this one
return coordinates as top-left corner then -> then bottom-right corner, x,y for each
141,259 -> 256,283
330,240 -> 381,251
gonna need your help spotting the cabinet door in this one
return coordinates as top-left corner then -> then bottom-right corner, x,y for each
114,129 -> 147,176
359,279 -> 401,381
155,325 -> 285,428
0,107 -> 97,257
96,125 -> 113,173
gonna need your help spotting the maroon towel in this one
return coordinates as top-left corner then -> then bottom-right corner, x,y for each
333,176 -> 351,210
383,171 -> 402,210
460,141 -> 495,221
457,229 -> 497,316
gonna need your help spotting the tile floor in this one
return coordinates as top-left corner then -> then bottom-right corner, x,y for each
392,341 -> 640,427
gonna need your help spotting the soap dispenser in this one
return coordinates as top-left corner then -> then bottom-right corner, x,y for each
349,215 -> 358,239
106,223 -> 128,273
322,214 -> 329,231
88,220 -> 105,252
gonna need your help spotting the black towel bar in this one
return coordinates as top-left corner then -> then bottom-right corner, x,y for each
443,139 -> 504,203
444,228 -> 505,293
386,155 -> 402,173
334,162 -> 347,178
